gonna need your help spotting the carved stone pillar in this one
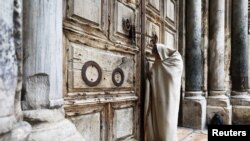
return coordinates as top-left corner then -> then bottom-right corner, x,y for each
0,0 -> 18,135
23,1 -> 64,109
23,0 -> 84,140
0,0 -> 31,140
207,0 -> 232,125
231,0 -> 250,124
183,0 -> 206,129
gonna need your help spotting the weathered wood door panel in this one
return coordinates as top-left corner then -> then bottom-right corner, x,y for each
110,102 -> 137,141
144,0 -> 178,62
142,0 -> 179,138
63,0 -> 141,141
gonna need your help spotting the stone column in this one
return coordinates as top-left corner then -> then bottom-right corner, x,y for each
0,0 -> 31,140
23,1 -> 64,109
183,0 -> 206,129
0,0 -> 18,135
23,1 -> 84,140
207,0 -> 232,125
249,35 -> 250,93
231,0 -> 250,124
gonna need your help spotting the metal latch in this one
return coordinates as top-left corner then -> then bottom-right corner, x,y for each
122,18 -> 158,45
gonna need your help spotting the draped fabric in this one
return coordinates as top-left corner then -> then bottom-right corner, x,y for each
144,44 -> 183,141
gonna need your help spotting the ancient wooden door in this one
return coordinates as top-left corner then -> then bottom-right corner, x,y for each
63,0 -> 142,141
141,0 -> 179,136
143,0 -> 178,63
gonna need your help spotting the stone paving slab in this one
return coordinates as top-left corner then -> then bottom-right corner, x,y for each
177,127 -> 194,140
178,127 -> 208,141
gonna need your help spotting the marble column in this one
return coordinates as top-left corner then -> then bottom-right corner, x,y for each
0,0 -> 31,140
0,0 -> 18,134
207,0 -> 232,125
248,35 -> 250,94
231,0 -> 250,124
23,1 -> 64,109
23,0 -> 84,140
183,0 -> 206,129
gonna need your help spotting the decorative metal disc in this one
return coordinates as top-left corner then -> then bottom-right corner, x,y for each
81,61 -> 102,87
112,68 -> 124,87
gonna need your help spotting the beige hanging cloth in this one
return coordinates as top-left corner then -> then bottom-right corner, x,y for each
144,44 -> 183,141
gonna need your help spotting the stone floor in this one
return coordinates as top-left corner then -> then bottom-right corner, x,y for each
177,126 -> 208,141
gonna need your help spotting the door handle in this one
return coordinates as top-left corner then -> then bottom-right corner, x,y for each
122,18 -> 158,46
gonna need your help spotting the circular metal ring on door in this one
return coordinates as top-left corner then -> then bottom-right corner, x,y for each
112,68 -> 124,87
81,61 -> 102,87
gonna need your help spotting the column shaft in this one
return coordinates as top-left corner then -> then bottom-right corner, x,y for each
0,0 -> 17,134
183,0 -> 206,129
209,0 -> 225,92
231,0 -> 248,92
207,0 -> 232,125
185,0 -> 203,92
23,1 -> 84,140
23,0 -> 63,109
230,0 -> 250,125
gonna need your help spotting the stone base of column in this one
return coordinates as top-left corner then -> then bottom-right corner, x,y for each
0,115 -> 16,134
231,91 -> 250,124
0,121 -> 31,141
207,91 -> 232,125
23,108 -> 85,141
26,119 -> 84,141
232,106 -> 250,124
207,106 -> 232,124
231,91 -> 250,106
183,92 -> 206,129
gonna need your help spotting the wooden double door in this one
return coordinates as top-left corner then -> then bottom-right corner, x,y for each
63,0 -> 178,140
